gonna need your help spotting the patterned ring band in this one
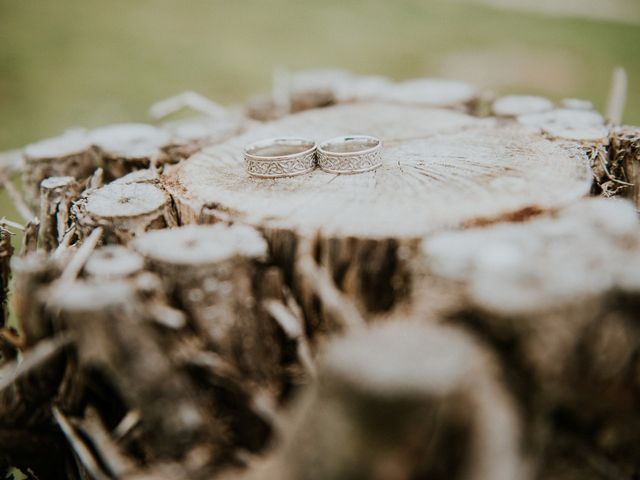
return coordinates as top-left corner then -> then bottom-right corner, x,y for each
244,138 -> 317,178
317,135 -> 383,174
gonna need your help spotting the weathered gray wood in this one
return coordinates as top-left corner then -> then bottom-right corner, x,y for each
83,245 -> 144,280
46,279 -> 226,461
245,70 -> 392,121
240,322 -> 526,480
417,198 -> 640,478
38,176 -> 82,251
492,95 -> 554,117
132,224 -> 285,389
4,75 -> 640,480
170,103 -> 590,236
22,130 -> 99,208
72,182 -> 177,244
295,322 -> 526,480
19,218 -> 40,256
166,101 -> 591,336
609,126 -> 640,206
0,334 -> 70,428
89,123 -> 171,180
161,114 -> 248,161
372,77 -> 480,110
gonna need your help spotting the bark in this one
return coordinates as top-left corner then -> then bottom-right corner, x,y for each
0,335 -> 70,428
131,224 -> 304,457
11,252 -> 61,346
38,176 -> 82,251
609,126 -> 640,206
131,224 -> 284,389
0,427 -> 78,480
416,198 -> 640,478
0,227 -> 12,329
20,219 -> 40,256
46,279 -> 227,463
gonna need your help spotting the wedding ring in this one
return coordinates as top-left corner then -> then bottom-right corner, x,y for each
244,138 -> 316,178
317,135 -> 382,174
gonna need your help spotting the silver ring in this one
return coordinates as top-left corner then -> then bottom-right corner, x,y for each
244,137 -> 316,178
317,135 -> 382,174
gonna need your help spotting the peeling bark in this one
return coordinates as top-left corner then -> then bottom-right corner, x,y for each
609,126 -> 640,206
0,228 -> 12,329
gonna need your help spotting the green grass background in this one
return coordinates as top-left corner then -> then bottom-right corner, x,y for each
0,0 -> 639,223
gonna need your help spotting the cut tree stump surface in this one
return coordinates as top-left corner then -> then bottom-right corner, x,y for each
167,102 -> 591,238
4,73 -> 640,480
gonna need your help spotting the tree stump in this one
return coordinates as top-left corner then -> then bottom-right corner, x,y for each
131,224 -> 291,389
165,101 -> 591,334
72,182 -> 177,243
38,176 -> 82,251
161,115 -> 248,161
491,95 -> 554,117
269,322 -> 527,480
46,279 -> 225,461
417,198 -> 640,478
23,130 -> 99,208
88,123 -> 172,181
3,74 -> 640,480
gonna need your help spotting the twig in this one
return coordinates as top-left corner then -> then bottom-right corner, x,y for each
85,167 -> 104,193
148,304 -> 187,330
58,227 -> 103,283
296,237 -> 365,331
263,299 -> 316,377
250,389 -> 285,435
52,226 -> 77,260
0,149 -> 24,175
149,91 -> 228,120
595,149 -> 633,186
113,409 -> 141,443
605,66 -> 627,126
81,407 -> 136,477
52,406 -> 111,480
0,334 -> 71,392
0,328 -> 25,349
20,218 -> 39,256
0,172 -> 35,223
0,217 -> 25,231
